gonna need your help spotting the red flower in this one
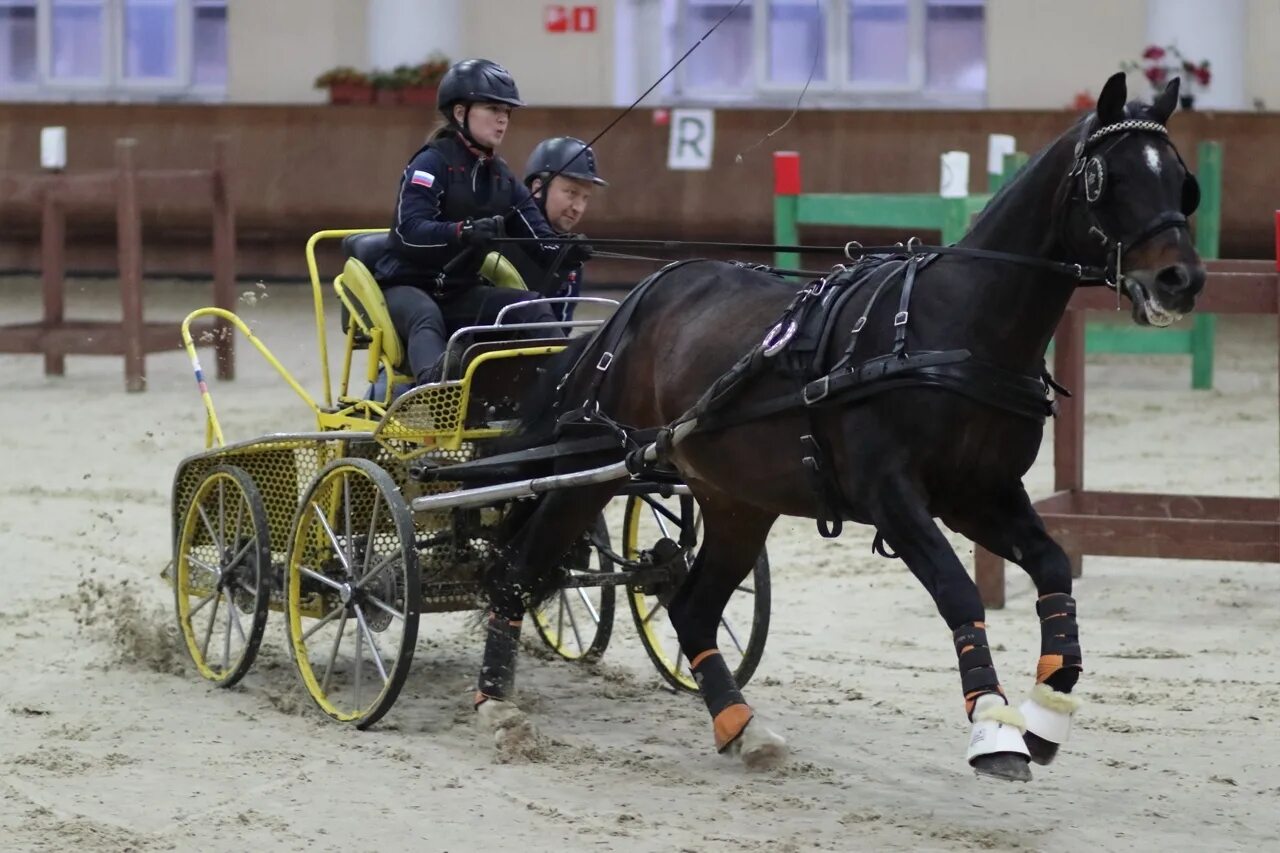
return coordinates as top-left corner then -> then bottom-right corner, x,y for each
1143,45 -> 1166,60
1196,63 -> 1211,86
1072,91 -> 1097,110
1145,66 -> 1168,85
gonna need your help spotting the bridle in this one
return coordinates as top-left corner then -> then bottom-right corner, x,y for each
1065,118 -> 1201,294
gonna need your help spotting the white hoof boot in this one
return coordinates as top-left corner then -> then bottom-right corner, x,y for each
729,720 -> 788,771
966,694 -> 1032,782
1018,683 -> 1083,765
475,699 -> 539,756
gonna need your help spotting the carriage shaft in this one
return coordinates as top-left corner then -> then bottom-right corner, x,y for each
409,459 -> 634,513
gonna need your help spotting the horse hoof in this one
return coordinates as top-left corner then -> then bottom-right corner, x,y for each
476,699 -> 541,758
1024,731 -> 1060,766
730,721 -> 788,771
971,752 -> 1032,783
475,698 -> 523,732
1018,684 -> 1080,766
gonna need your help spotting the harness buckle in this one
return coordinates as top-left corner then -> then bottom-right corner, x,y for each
851,316 -> 867,333
762,319 -> 798,357
893,311 -> 909,327
596,352 -> 614,372
802,375 -> 831,405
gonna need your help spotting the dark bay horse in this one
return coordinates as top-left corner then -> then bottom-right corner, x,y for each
470,73 -> 1206,781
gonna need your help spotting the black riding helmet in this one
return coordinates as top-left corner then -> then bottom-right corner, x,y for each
437,58 -> 525,122
523,137 -> 609,188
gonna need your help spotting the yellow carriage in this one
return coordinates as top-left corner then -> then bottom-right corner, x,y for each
165,229 -> 770,727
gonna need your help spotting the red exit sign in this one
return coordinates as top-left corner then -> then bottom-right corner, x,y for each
545,5 -> 597,33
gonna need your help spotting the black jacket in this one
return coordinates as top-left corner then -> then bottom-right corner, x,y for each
502,231 -> 583,298
374,132 -> 562,290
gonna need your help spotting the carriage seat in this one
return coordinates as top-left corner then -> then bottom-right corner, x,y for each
337,232 -> 404,370
336,234 -> 536,373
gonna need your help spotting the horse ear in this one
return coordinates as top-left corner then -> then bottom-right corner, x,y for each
1096,72 -> 1127,125
1151,76 -> 1181,123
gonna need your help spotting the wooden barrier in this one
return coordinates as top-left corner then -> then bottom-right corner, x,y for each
772,149 -> 1002,271
773,142 -> 1223,389
975,212 -> 1280,608
0,138 -> 235,392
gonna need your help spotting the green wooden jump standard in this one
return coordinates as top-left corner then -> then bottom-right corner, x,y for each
772,142 -> 1223,389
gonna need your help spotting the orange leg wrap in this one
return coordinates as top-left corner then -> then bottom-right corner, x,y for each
713,703 -> 754,752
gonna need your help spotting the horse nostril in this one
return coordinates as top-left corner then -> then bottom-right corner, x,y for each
1186,264 -> 1206,295
1155,264 -> 1203,295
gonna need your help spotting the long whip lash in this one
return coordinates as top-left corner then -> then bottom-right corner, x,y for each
734,0 -> 823,164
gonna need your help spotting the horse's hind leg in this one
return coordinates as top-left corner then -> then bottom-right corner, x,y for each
869,474 -> 1033,782
664,494 -> 786,770
475,483 -> 616,747
944,486 -> 1083,766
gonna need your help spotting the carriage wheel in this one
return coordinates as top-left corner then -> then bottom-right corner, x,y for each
174,465 -> 271,688
624,493 -> 771,694
284,458 -> 420,729
531,514 -> 616,662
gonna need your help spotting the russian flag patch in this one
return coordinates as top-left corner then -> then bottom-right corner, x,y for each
410,169 -> 435,188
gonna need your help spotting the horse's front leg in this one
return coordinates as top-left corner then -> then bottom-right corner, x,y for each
870,474 -> 1033,782
665,496 -> 787,770
944,484 -> 1084,766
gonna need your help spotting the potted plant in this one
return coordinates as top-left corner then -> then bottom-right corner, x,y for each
314,66 -> 373,105
371,69 -> 403,106
399,53 -> 450,106
1122,44 -> 1211,109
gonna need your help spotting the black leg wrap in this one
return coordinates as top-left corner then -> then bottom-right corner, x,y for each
953,623 -> 1001,700
691,651 -> 745,719
477,611 -> 522,703
1036,593 -> 1082,691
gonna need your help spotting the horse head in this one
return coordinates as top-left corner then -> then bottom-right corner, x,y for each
1059,72 -> 1206,326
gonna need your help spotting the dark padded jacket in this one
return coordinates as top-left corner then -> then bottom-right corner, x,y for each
374,131 -> 562,290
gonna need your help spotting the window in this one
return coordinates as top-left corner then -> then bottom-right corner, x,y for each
0,1 -> 37,84
665,0 -> 985,105
122,0 -> 177,81
0,0 -> 225,99
191,0 -> 225,86
924,0 -> 984,92
51,0 -> 103,80
768,0 -> 827,86
682,0 -> 753,93
847,0 -> 909,85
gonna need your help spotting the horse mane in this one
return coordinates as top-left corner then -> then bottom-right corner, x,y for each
967,96 -> 1174,250
963,111 -> 1093,239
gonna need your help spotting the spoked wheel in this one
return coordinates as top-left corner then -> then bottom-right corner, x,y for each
624,492 -> 771,694
531,515 -> 616,662
285,458 -> 420,729
174,465 -> 271,688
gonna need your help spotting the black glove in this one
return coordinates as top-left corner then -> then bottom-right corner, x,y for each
563,234 -> 594,265
458,215 -> 505,248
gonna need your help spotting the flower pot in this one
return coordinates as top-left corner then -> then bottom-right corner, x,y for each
375,88 -> 401,106
328,82 -> 374,105
400,85 -> 438,106
1179,94 -> 1195,110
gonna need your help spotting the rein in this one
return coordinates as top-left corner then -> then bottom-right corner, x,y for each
496,237 -> 1117,286
495,117 -> 1199,299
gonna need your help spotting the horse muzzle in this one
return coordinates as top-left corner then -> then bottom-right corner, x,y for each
1123,262 -> 1205,327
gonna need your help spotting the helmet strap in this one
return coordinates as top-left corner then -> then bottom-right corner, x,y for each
454,104 -> 494,156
